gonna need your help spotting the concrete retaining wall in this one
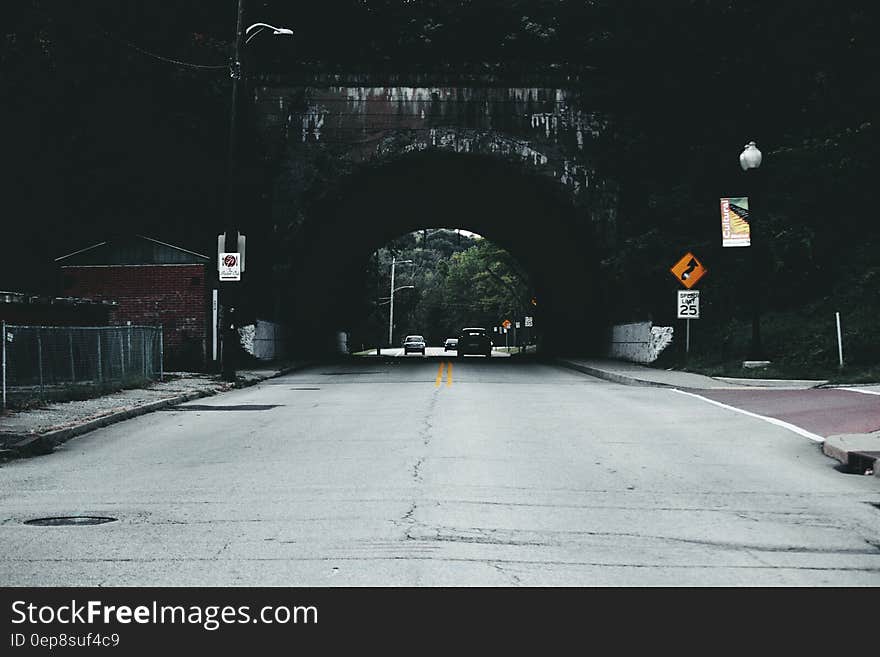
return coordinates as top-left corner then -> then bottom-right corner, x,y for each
608,321 -> 674,363
239,320 -> 286,361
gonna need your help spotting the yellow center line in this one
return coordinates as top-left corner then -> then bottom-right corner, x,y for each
435,361 -> 445,387
446,361 -> 453,387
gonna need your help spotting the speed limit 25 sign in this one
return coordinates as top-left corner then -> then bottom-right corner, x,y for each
677,290 -> 700,319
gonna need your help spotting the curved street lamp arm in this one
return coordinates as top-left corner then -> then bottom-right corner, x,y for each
244,23 -> 294,45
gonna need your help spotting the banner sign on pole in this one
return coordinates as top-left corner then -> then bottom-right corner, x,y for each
524,316 -> 533,327
720,197 -> 751,247
677,290 -> 700,319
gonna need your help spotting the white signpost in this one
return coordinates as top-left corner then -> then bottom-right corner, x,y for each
219,253 -> 241,282
677,290 -> 700,357
677,290 -> 700,319
211,290 -> 218,361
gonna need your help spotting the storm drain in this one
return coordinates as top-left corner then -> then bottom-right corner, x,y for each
290,387 -> 321,390
25,516 -> 117,526
169,404 -> 281,411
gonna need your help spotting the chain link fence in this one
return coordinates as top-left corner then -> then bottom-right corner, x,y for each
2,324 -> 163,409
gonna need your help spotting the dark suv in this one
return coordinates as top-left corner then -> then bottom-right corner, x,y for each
456,327 -> 492,358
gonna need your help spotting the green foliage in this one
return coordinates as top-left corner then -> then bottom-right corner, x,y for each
348,231 -> 532,347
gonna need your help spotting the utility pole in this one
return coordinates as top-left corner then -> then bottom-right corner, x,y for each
388,256 -> 413,347
388,256 -> 396,346
220,0 -> 246,382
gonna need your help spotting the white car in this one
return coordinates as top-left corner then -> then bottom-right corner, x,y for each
403,335 -> 426,355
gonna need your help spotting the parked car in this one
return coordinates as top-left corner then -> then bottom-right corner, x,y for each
456,327 -> 492,357
444,337 -> 458,351
403,335 -> 426,355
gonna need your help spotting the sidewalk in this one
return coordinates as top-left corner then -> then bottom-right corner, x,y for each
555,356 -> 880,477
0,361 -> 313,457
554,357 -> 829,390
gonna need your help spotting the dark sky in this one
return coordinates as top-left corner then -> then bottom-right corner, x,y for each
2,1 -> 877,293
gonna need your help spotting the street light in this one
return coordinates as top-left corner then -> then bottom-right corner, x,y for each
220,1 -> 292,381
739,140 -> 764,360
244,22 -> 294,45
388,257 -> 414,346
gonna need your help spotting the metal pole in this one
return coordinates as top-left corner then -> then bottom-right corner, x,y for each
836,312 -> 844,368
375,251 -> 381,356
212,289 -> 219,362
36,328 -> 44,396
120,332 -> 126,380
388,256 -> 396,346
221,0 -> 246,383
686,318 -> 691,359
747,168 -> 763,359
159,329 -> 164,381
97,331 -> 102,382
69,332 -> 75,382
2,321 -> 6,410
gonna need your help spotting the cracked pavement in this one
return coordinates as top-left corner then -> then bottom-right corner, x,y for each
1,358 -> 879,586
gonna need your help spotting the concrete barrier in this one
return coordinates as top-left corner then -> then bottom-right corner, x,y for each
608,321 -> 674,364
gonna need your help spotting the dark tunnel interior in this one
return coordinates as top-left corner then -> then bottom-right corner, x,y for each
281,152 -> 605,357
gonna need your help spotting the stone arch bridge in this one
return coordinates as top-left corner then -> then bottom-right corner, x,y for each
233,73 -> 622,356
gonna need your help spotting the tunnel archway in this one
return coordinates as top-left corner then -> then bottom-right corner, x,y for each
280,151 -> 605,357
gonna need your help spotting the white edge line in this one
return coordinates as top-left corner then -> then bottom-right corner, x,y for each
670,389 -> 825,443
840,388 -> 880,396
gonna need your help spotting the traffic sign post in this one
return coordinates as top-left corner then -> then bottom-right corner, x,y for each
217,232 -> 246,381
670,253 -> 706,361
677,290 -> 700,319
670,252 -> 707,289
677,290 -> 700,359
219,252 -> 241,281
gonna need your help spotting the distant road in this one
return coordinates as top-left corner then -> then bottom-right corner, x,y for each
377,346 -> 511,358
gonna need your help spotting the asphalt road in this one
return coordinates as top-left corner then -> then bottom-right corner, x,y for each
2,358 -> 879,586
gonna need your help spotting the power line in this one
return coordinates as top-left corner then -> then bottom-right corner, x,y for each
103,31 -> 228,71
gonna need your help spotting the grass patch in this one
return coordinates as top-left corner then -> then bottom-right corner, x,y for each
651,304 -> 880,384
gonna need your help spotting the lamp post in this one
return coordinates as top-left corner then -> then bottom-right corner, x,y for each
220,0 -> 292,381
739,140 -> 764,361
388,257 -> 414,346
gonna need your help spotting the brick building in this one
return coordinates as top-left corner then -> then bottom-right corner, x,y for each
56,235 -> 211,369
0,291 -> 116,326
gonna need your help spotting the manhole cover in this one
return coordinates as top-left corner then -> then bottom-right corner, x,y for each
171,404 -> 281,411
25,516 -> 117,526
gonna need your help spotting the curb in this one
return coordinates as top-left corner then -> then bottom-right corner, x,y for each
0,361 -> 316,459
1,388 -> 219,456
554,359 -> 672,388
231,361 -> 317,389
822,433 -> 880,477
